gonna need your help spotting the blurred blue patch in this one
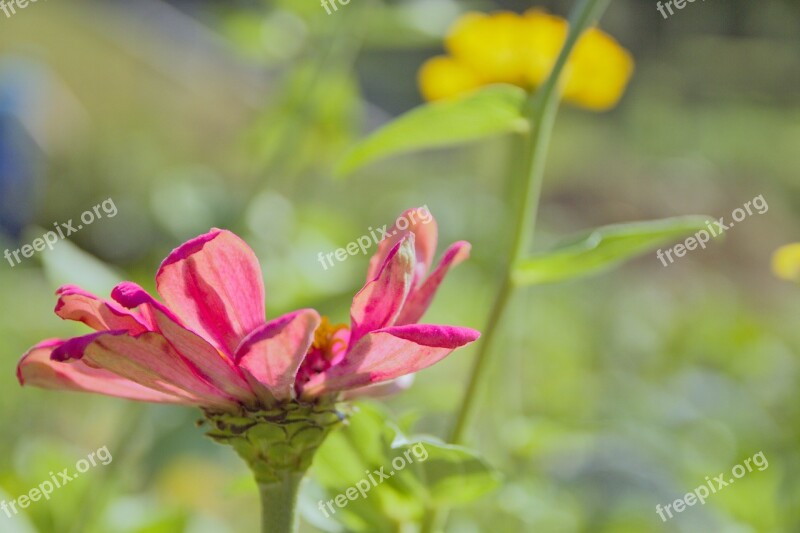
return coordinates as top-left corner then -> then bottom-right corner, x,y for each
0,58 -> 42,243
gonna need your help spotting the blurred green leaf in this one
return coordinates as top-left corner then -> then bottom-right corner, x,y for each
130,514 -> 190,533
309,402 -> 500,531
395,437 -> 502,506
336,85 -> 528,177
512,216 -> 712,286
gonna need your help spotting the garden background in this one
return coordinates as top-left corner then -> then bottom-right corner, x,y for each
1,0 -> 800,531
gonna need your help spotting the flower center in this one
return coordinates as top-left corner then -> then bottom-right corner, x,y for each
312,316 -> 349,362
295,317 -> 350,389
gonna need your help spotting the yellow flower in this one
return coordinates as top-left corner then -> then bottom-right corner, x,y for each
418,56 -> 483,102
519,9 -> 568,88
771,243 -> 800,282
418,9 -> 634,112
563,28 -> 635,111
445,11 -> 527,86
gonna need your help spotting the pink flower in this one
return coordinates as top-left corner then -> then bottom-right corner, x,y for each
17,208 -> 479,411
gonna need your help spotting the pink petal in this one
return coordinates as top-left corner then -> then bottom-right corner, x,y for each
349,237 -> 415,346
396,241 -> 471,325
300,324 -> 479,397
366,207 -> 438,284
236,309 -> 320,401
155,229 -> 266,356
55,285 -> 150,334
17,339 -> 195,404
112,282 -> 255,404
52,331 -> 238,410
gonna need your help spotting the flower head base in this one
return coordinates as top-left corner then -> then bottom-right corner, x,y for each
419,9 -> 634,111
17,207 -> 479,478
203,400 -> 344,484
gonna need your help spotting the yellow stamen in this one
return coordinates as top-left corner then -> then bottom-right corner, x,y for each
313,316 -> 349,361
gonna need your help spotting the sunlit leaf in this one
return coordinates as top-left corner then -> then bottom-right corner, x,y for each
393,437 -> 502,506
336,84 -> 528,177
307,402 -> 500,531
512,216 -> 712,286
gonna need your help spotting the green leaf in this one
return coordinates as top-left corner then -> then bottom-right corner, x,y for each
393,437 -> 502,506
512,216 -> 713,286
306,402 -> 500,531
336,84 -> 528,177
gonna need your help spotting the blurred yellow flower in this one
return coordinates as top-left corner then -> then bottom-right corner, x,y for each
519,10 -> 569,89
418,56 -> 483,102
418,9 -> 634,111
446,11 -> 528,86
771,243 -> 800,282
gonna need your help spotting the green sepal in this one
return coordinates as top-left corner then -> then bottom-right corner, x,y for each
203,400 -> 347,484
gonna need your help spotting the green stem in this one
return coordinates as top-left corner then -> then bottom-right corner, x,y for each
427,2 -> 612,531
448,277 -> 513,444
258,472 -> 304,533
448,0 -> 611,448
422,3 -> 613,531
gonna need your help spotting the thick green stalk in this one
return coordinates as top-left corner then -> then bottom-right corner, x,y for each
448,0 -> 611,448
258,472 -> 304,533
203,402 -> 342,533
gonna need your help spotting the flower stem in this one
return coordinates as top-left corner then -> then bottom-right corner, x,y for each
419,7 -> 614,533
258,472 -> 304,533
448,0 -> 611,447
449,277 -> 513,444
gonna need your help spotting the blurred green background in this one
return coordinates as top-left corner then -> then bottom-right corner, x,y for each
1,0 -> 800,531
